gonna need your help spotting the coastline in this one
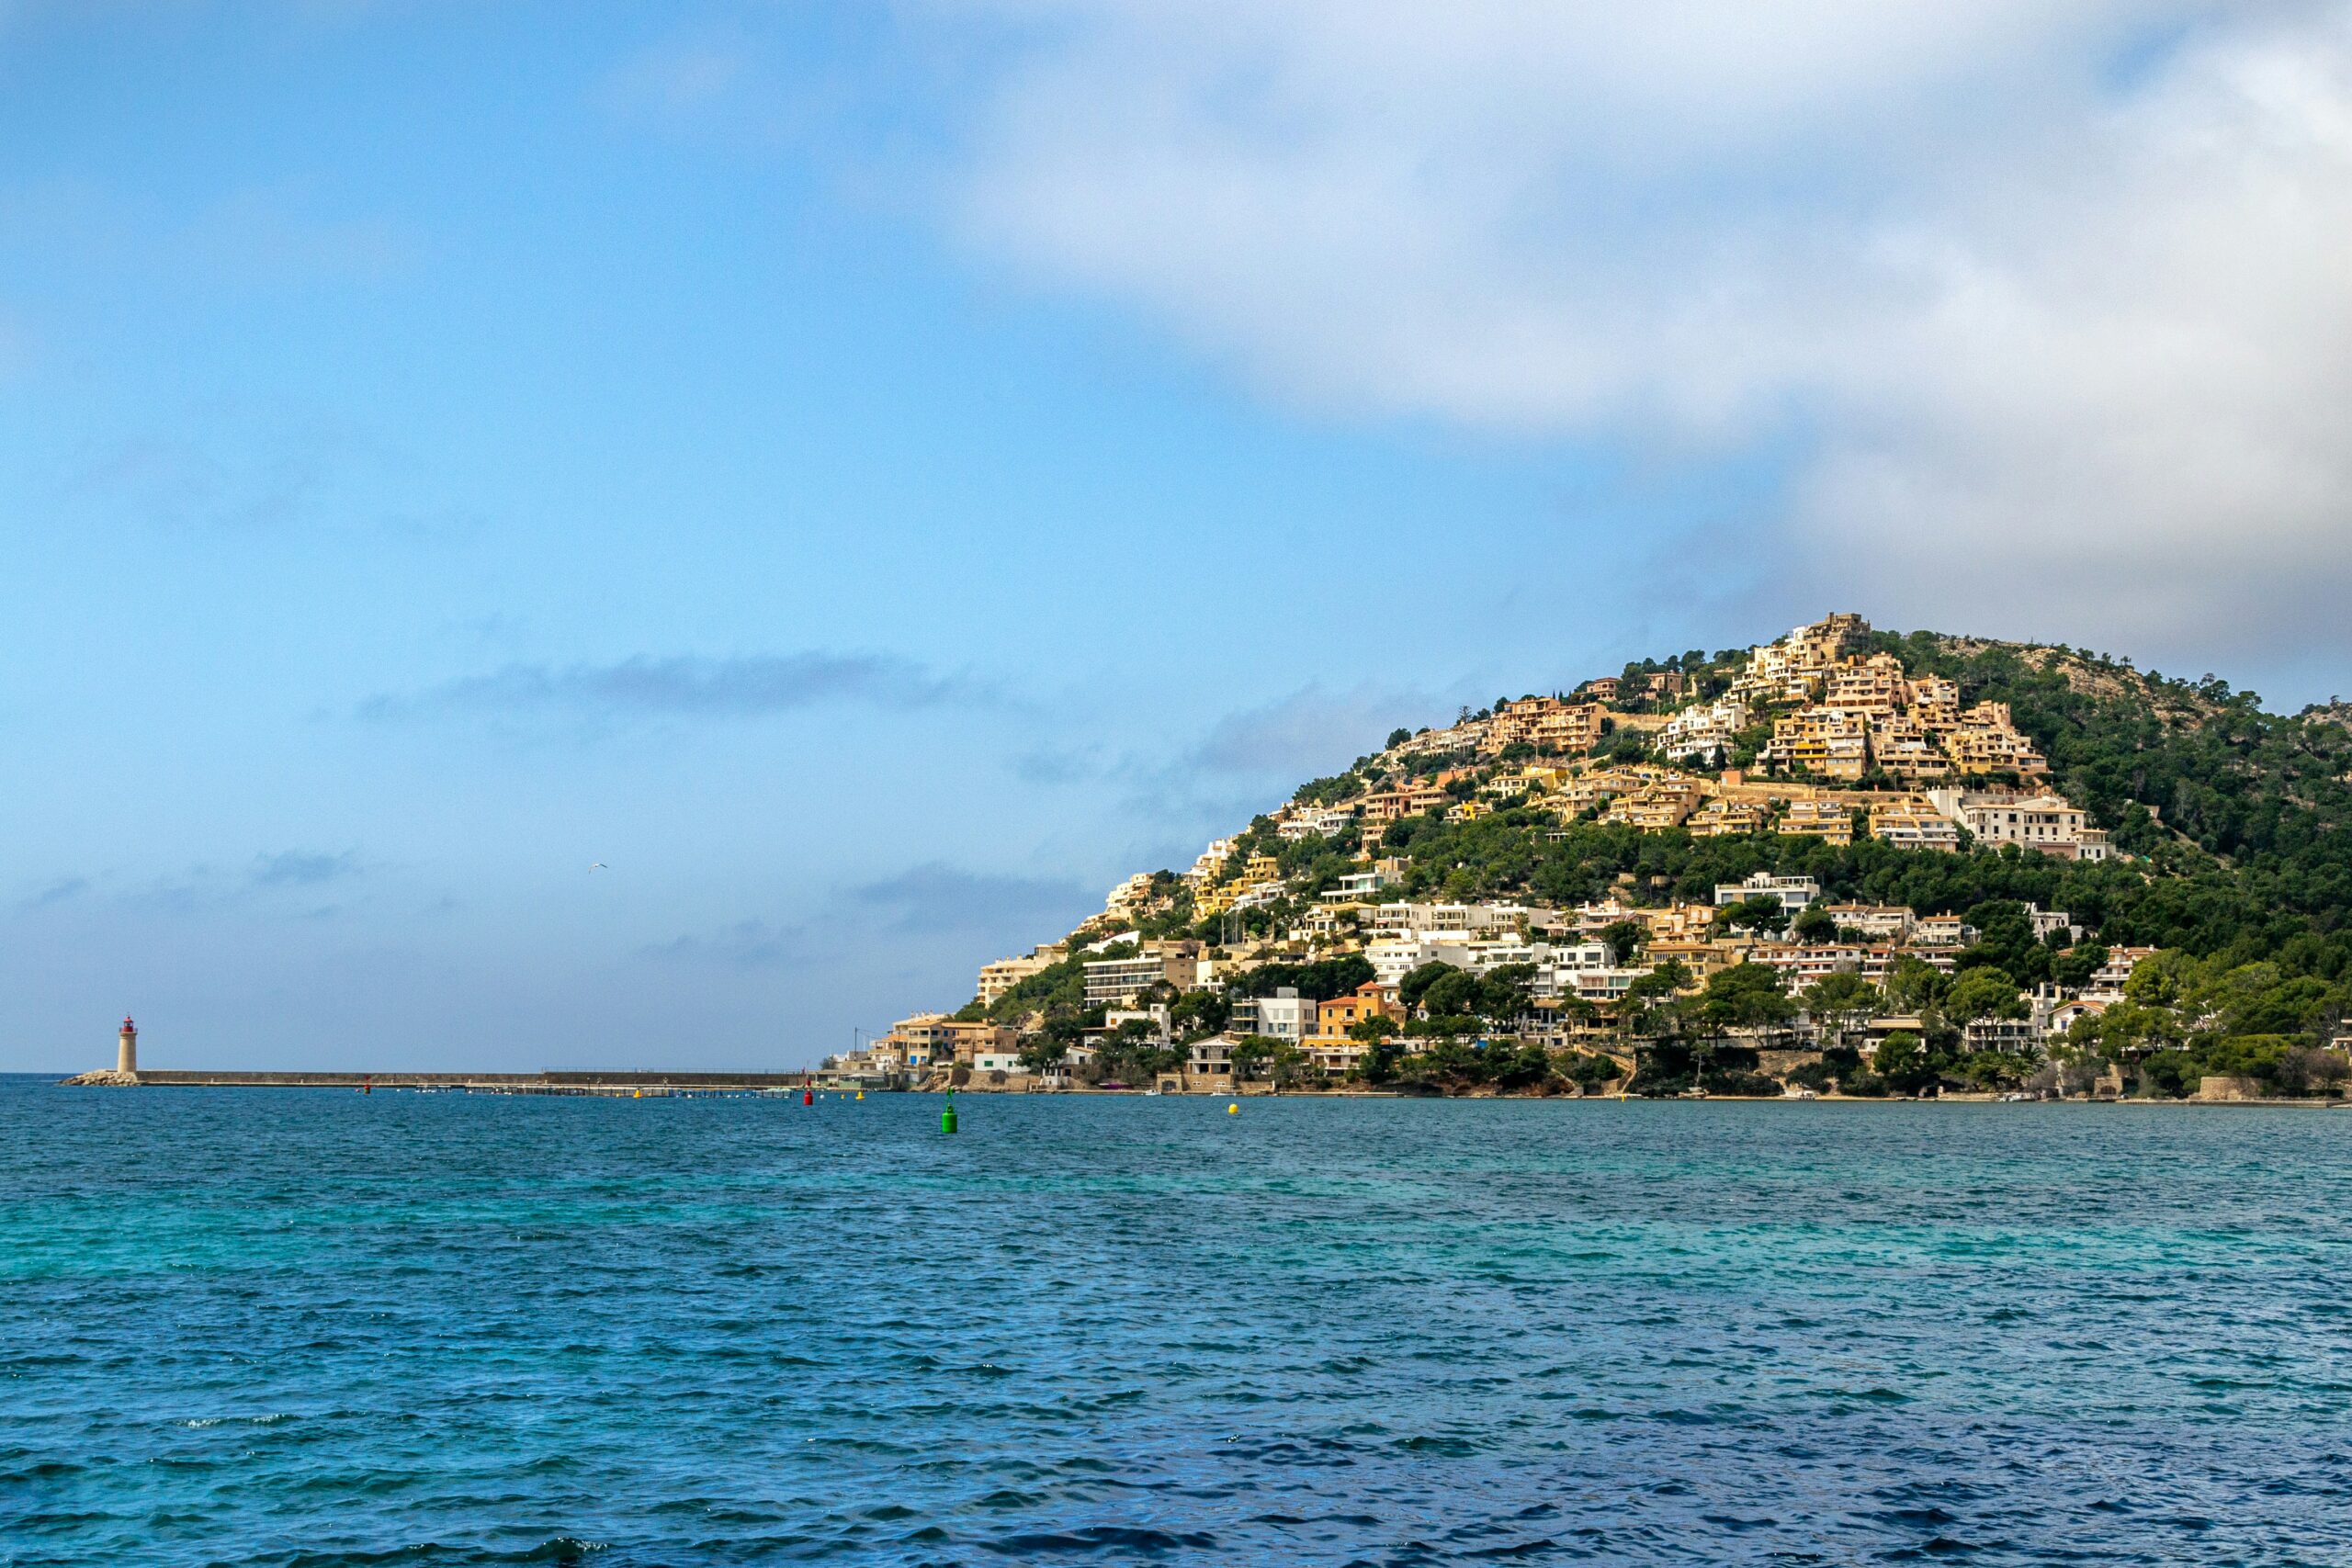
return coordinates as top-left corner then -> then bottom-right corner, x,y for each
50,1070 -> 2348,1108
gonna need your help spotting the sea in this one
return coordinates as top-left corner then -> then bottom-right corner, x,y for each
5,1077 -> 2350,1567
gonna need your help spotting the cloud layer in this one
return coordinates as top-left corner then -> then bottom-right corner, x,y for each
921,1 -> 2352,657
362,652 -> 985,722
847,862 -> 1093,935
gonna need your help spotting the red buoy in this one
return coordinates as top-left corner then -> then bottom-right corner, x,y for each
803,1089 -> 813,1106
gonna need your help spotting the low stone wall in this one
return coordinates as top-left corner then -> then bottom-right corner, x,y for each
67,1069 -> 815,1091
2197,1075 -> 2266,1101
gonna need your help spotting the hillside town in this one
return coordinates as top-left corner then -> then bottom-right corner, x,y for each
828,616 -> 2346,1102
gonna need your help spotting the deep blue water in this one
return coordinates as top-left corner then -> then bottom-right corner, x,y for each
6,1079 -> 2351,1566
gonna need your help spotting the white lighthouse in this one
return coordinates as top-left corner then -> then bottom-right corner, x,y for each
117,1015 -> 138,1077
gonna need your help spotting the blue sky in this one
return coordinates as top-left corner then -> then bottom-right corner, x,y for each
5,2 -> 2347,1071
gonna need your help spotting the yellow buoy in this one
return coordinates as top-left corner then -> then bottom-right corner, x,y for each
855,1090 -> 864,1100
633,1089 -> 642,1099
1227,1102 -> 1238,1114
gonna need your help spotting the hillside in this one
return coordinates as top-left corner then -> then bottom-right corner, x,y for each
847,615 -> 2352,1100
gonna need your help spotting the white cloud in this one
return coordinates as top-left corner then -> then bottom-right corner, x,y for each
911,1 -> 2352,657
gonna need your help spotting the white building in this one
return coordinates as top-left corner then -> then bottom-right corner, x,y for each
1658,700 -> 1748,764
1278,806 -> 1358,841
1182,838 -> 1238,886
1817,904 -> 1914,941
1528,942 -> 1614,999
1568,967 -> 1645,1004
1927,790 -> 2111,862
1713,873 -> 1822,913
2085,946 -> 2159,999
1323,860 -> 1405,900
1243,987 -> 1316,1043
1366,902 -> 1532,936
1103,1005 -> 1172,1045
1910,915 -> 1977,947
1084,954 -> 1183,1006
1962,1018 -> 2041,1054
2023,904 -> 2081,943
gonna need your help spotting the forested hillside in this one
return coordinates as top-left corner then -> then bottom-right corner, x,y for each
911,621 -> 2351,1100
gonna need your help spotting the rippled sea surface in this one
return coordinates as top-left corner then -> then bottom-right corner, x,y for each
6,1079 -> 2352,1566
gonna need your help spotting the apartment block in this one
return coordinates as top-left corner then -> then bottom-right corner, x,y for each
1928,790 -> 2106,860
1871,796 -> 1962,852
1817,903 -> 1915,941
1779,798 -> 1855,845
1359,784 -> 1452,824
977,945 -> 1065,1005
1713,873 -> 1822,912
1760,707 -> 1870,781
1659,699 -> 1748,764
1602,782 -> 1702,830
1687,797 -> 1769,837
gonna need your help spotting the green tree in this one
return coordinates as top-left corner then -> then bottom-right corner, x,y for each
1883,955 -> 1950,1015
1392,964 -> 1448,1010
1957,900 -> 2052,985
1228,1033 -> 1281,1081
2051,942 -> 2109,990
1791,906 -> 1838,944
1168,988 -> 1231,1041
1873,1031 -> 1937,1094
1598,919 -> 1648,965
1717,895 -> 1790,936
1801,972 -> 1880,1045
1693,963 -> 1797,1033
1941,966 -> 2028,1024
1477,963 -> 1537,1022
1419,967 -> 1485,1021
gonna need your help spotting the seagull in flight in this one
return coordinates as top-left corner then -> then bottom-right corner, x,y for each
589,863 -> 609,873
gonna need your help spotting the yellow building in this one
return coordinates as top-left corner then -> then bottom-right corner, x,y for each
1779,798 -> 1855,845
1869,716 -> 1952,782
1687,798 -> 1770,837
1602,784 -> 1702,830
1483,697 -> 1606,757
1359,784 -> 1452,824
1823,652 -> 1905,714
1942,703 -> 2048,777
1760,707 -> 1870,781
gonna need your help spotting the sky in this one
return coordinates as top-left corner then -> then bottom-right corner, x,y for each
3,1 -> 2348,1072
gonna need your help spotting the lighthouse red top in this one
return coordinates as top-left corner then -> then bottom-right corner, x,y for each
120,1016 -> 135,1032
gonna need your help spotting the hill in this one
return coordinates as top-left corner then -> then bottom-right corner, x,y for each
849,615 -> 2352,1101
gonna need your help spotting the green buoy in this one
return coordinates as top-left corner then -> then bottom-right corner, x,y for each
941,1090 -> 958,1134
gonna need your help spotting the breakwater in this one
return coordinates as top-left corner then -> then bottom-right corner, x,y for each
63,1069 -> 814,1093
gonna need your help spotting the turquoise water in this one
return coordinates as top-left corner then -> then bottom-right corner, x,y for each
6,1080 -> 2351,1566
